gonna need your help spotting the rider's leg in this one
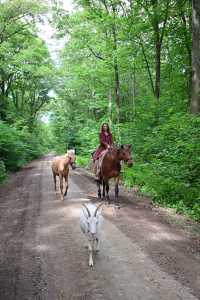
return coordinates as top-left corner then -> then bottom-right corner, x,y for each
94,159 -> 101,180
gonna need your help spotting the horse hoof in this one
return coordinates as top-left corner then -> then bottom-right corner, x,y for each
115,203 -> 120,209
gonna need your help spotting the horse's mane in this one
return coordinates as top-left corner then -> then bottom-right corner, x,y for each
67,149 -> 75,155
104,145 -> 119,156
106,144 -> 130,156
111,144 -> 130,150
112,144 -> 120,149
62,149 -> 75,159
109,144 -> 122,151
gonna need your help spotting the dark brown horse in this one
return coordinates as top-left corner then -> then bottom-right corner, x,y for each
95,145 -> 133,207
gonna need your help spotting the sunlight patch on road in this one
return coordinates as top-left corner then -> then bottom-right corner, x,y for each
149,231 -> 185,241
69,206 -> 81,218
65,198 -> 91,218
39,223 -> 62,235
71,197 -> 90,203
32,173 -> 42,177
34,244 -> 51,252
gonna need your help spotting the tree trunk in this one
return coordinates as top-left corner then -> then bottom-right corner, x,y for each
111,2 -> 121,128
155,41 -> 161,100
108,89 -> 112,127
153,0 -> 161,101
140,40 -> 155,96
180,5 -> 192,102
0,81 -> 7,120
132,62 -> 136,117
114,61 -> 120,123
191,0 -> 200,115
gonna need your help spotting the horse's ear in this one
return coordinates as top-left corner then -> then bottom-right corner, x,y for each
128,144 -> 131,149
120,145 -> 124,149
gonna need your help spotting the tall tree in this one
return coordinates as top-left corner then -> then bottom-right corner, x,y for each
191,0 -> 200,115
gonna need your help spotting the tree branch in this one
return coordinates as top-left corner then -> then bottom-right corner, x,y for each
88,46 -> 104,60
140,38 -> 155,96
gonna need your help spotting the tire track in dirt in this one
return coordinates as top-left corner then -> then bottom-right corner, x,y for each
0,158 -> 47,299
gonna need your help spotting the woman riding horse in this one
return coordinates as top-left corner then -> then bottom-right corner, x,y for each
93,123 -> 113,181
92,123 -> 133,207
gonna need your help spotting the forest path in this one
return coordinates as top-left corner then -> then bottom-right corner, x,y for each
0,155 -> 199,300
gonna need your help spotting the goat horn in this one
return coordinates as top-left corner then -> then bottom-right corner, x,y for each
82,204 -> 91,217
94,203 -> 103,217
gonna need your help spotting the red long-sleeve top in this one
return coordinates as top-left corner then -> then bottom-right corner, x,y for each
93,132 -> 113,160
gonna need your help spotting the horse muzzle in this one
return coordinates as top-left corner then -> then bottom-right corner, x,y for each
71,162 -> 76,170
126,160 -> 133,167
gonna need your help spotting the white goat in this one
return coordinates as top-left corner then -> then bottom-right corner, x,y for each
80,203 -> 103,267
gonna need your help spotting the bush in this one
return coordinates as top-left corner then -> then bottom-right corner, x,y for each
0,160 -> 6,182
121,113 -> 200,221
76,155 -> 90,167
0,121 -> 50,179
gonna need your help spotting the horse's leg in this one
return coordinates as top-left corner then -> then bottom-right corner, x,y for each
102,181 -> 105,199
105,181 -> 110,204
64,175 -> 68,197
97,181 -> 101,199
59,175 -> 64,200
114,176 -> 120,208
53,173 -> 56,191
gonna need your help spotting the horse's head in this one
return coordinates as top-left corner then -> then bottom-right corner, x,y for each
66,149 -> 76,169
118,144 -> 133,167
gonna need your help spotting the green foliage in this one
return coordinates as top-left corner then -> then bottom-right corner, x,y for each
121,114 -> 200,221
48,0 -> 199,221
0,0 -> 198,223
0,121 -> 49,176
76,155 -> 90,167
0,0 -> 54,182
0,160 -> 7,182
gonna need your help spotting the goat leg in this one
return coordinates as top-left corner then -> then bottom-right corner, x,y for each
88,241 -> 94,267
95,238 -> 100,252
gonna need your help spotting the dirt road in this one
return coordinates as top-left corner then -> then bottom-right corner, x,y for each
0,155 -> 199,300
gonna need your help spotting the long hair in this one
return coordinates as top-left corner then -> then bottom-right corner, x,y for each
100,123 -> 111,134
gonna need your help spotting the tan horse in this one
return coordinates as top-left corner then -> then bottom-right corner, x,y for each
93,145 -> 133,207
51,150 -> 76,200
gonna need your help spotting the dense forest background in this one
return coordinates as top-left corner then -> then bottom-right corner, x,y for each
0,0 -> 200,221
